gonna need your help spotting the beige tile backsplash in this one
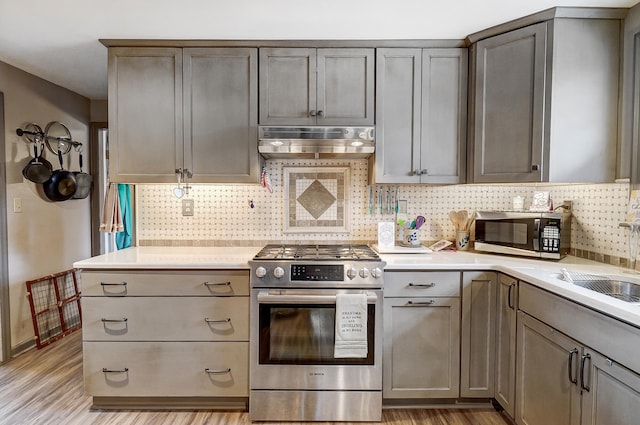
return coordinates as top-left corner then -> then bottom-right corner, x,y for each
136,159 -> 631,265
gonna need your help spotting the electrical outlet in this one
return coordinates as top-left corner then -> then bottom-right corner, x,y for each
182,199 -> 194,216
13,198 -> 22,213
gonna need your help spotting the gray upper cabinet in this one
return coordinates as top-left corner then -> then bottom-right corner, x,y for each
259,47 -> 374,125
375,48 -> 467,184
469,12 -> 623,183
109,47 -> 259,183
109,47 -> 183,183
183,48 -> 259,183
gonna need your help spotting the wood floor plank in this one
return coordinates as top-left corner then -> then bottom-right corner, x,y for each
0,331 -> 512,425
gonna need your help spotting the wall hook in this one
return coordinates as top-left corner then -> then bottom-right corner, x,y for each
249,199 -> 255,209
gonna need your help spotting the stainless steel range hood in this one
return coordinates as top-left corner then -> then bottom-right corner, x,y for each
258,126 -> 375,159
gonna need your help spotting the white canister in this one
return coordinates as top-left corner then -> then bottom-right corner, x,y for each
513,196 -> 525,211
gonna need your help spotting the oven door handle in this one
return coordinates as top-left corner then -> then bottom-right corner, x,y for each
257,291 -> 378,304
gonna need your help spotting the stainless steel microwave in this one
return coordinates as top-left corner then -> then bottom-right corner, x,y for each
474,211 -> 572,259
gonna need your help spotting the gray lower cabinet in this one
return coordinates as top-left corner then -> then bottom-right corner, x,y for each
469,13 -> 622,183
517,282 -> 640,425
460,271 -> 496,398
495,274 -> 518,418
81,269 -> 250,407
581,348 -> 640,425
383,271 -> 461,399
258,47 -> 374,125
516,312 -> 582,425
108,47 -> 259,183
374,48 -> 467,184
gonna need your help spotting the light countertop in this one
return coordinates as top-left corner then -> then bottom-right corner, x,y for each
73,246 -> 640,328
73,246 -> 261,270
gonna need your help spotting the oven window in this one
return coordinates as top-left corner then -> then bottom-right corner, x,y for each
259,303 -> 375,365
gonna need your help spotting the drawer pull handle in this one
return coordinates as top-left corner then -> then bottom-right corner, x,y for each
102,368 -> 129,373
568,348 -> 579,385
205,368 -> 231,374
101,281 -> 127,287
101,318 -> 128,323
507,282 -> 516,310
406,300 -> 435,306
580,354 -> 591,392
204,317 -> 231,324
408,283 -> 436,288
204,281 -> 231,287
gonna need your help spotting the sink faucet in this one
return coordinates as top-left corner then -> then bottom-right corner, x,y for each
619,222 -> 640,271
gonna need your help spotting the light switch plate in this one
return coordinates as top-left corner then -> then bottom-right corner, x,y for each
182,199 -> 194,216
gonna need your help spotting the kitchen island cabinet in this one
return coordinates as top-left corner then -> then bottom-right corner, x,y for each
468,9 -> 625,183
374,48 -> 467,184
108,47 -> 259,184
258,47 -> 374,126
81,269 -> 249,409
382,271 -> 461,399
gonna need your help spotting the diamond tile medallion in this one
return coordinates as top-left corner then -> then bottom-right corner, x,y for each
284,166 -> 350,233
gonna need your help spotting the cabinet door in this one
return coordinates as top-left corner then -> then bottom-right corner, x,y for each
471,22 -> 547,183
581,348 -> 640,425
259,48 -> 316,125
375,48 -> 422,183
383,297 -> 460,398
495,274 -> 518,418
184,48 -> 259,183
316,48 -> 374,125
420,48 -> 467,184
460,271 -> 496,398
108,47 -> 183,183
516,312 -> 581,425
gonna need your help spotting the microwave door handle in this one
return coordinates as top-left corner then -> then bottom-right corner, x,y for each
533,218 -> 541,251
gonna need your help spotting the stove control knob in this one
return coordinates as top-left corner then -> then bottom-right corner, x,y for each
346,267 -> 358,280
359,268 -> 370,279
273,267 -> 285,279
255,266 -> 267,278
371,267 -> 383,279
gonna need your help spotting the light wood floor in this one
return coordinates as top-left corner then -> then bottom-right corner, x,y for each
0,331 -> 512,425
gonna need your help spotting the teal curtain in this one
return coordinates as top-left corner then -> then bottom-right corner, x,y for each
115,184 -> 132,249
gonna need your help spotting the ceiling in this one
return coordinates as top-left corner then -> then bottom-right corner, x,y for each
0,0 -> 637,100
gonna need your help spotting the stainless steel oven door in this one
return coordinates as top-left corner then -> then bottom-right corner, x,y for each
250,288 -> 382,391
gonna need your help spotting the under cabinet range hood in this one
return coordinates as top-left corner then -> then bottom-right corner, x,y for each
258,126 -> 375,159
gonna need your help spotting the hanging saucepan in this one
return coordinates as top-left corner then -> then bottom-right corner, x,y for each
22,140 -> 53,183
43,149 -> 77,202
72,148 -> 92,199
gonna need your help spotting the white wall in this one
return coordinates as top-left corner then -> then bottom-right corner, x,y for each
0,61 -> 91,351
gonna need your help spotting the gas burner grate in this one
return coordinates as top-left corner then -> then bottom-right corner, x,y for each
254,244 -> 380,261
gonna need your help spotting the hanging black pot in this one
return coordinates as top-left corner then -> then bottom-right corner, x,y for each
43,149 -> 77,202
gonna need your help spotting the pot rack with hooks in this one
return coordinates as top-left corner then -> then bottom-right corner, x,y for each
16,121 -> 83,155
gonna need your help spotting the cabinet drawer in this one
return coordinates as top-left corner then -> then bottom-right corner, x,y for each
384,271 -> 461,297
81,270 -> 249,296
84,341 -> 248,397
82,297 -> 248,341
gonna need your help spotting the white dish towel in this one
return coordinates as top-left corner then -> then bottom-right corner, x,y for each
334,293 -> 368,358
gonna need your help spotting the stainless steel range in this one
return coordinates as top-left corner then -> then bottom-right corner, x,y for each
249,244 -> 385,422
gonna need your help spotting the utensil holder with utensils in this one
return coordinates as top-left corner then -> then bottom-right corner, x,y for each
449,210 -> 475,250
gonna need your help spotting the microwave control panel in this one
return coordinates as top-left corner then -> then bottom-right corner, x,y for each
540,219 -> 561,253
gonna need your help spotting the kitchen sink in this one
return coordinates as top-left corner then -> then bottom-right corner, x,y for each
571,279 -> 640,303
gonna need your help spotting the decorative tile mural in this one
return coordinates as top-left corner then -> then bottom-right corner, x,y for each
284,166 -> 349,233
134,158 -> 632,266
